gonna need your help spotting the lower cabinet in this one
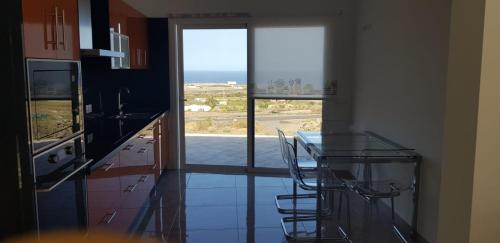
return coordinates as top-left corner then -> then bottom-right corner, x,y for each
87,118 -> 165,234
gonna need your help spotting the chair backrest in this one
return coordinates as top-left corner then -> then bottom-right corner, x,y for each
277,129 -> 289,166
277,129 -> 307,186
284,141 -> 307,186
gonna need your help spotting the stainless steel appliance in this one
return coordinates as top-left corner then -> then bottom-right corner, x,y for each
34,135 -> 92,231
26,59 -> 84,154
26,60 -> 91,231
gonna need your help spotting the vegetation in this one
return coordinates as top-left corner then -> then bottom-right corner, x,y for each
184,84 -> 322,135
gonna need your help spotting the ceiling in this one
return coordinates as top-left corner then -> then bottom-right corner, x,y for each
122,0 -> 356,18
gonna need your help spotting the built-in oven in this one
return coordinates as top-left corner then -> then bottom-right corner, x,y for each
26,59 -> 90,231
26,59 -> 84,154
34,134 -> 92,231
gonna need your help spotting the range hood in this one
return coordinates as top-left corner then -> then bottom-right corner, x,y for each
78,0 -> 124,58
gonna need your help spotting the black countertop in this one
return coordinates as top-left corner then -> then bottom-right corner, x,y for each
84,110 -> 166,169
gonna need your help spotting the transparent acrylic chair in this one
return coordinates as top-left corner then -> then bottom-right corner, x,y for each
277,140 -> 351,241
336,164 -> 410,242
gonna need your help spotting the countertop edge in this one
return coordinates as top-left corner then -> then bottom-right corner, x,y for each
86,110 -> 168,171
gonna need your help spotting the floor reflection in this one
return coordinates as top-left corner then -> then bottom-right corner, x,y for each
133,171 -> 420,243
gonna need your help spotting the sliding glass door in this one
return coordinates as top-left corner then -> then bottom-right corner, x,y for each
175,18 -> 338,171
181,26 -> 248,169
248,22 -> 332,170
253,99 -> 322,168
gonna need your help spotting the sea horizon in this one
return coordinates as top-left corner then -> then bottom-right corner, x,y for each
184,70 -> 247,84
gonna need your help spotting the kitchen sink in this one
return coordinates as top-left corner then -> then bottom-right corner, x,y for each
108,112 -> 156,120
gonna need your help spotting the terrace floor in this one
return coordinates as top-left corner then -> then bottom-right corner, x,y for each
185,134 -> 310,168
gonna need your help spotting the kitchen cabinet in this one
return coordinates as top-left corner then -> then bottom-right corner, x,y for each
108,0 -> 148,69
87,117 -> 165,233
159,115 -> 169,171
128,17 -> 149,69
22,0 -> 80,60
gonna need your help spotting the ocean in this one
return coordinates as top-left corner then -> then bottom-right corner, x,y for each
184,70 -> 247,84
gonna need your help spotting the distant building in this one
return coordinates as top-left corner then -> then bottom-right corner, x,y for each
194,97 -> 207,103
185,105 -> 211,112
227,81 -> 237,85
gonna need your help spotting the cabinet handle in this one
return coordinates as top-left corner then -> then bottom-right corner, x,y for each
137,148 -> 147,154
45,7 -> 57,49
144,50 -> 147,66
137,49 -> 141,66
36,159 -> 94,192
139,175 -> 149,182
101,162 -> 115,171
60,8 -> 66,50
102,210 -> 117,224
122,144 -> 134,151
54,6 -> 59,50
125,184 -> 138,192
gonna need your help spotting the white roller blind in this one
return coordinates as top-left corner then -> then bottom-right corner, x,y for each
250,18 -> 335,98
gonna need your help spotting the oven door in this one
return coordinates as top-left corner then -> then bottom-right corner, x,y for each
27,60 -> 83,154
34,136 -> 92,231
36,169 -> 88,231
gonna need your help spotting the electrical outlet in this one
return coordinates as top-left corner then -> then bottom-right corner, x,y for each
85,104 -> 93,114
87,133 -> 94,144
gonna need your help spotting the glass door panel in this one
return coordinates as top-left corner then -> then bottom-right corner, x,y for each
182,28 -> 248,167
254,99 -> 322,168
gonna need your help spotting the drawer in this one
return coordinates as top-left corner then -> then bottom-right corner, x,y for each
87,176 -> 121,192
120,189 -> 153,209
119,174 -> 144,193
87,190 -> 124,210
119,141 -> 148,167
100,208 -> 141,233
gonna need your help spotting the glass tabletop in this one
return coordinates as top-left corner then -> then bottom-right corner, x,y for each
295,131 -> 418,160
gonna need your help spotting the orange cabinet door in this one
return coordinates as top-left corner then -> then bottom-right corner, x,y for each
140,17 -> 149,69
22,0 -> 57,59
54,0 -> 80,60
23,0 -> 80,60
160,116 -> 169,171
128,16 -> 148,69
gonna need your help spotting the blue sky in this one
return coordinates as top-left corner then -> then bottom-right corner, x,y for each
183,29 -> 247,71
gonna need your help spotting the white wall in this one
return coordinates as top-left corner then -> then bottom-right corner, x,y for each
123,0 -> 355,17
436,0 -> 485,242
352,0 -> 451,242
469,1 -> 500,240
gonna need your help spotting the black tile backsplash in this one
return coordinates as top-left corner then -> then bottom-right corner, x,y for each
82,19 -> 170,164
81,18 -> 170,116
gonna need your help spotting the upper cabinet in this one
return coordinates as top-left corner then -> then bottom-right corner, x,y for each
22,0 -> 80,60
128,17 -> 149,69
108,0 -> 149,70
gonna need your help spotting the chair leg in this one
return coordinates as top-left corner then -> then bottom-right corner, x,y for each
293,180 -> 297,210
275,193 -> 318,215
391,196 -> 395,224
337,191 -> 343,221
337,191 -> 352,241
346,192 -> 352,234
281,216 -> 350,242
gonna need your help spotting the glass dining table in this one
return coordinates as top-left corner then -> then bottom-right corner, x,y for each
293,131 -> 421,241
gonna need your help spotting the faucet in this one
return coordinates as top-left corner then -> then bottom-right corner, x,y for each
118,87 -> 130,117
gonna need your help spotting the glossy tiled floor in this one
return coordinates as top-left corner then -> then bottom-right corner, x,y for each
132,171 -> 423,243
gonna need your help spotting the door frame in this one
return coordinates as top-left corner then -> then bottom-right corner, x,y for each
170,18 -> 250,172
169,18 -> 289,174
